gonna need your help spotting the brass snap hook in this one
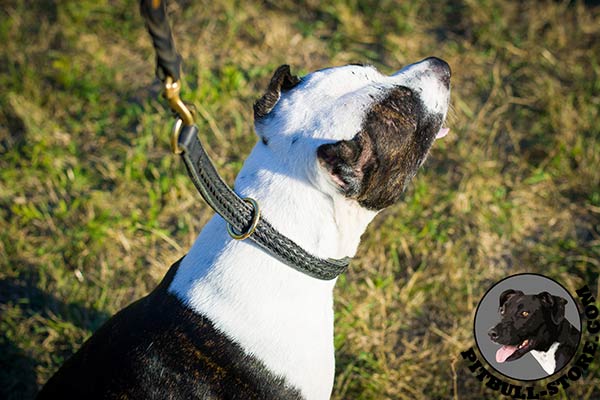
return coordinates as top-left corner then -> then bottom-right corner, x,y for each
170,118 -> 184,154
227,198 -> 261,240
164,76 -> 194,154
164,76 -> 194,126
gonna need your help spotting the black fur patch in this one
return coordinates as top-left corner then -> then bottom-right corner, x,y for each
37,259 -> 303,400
318,87 -> 443,210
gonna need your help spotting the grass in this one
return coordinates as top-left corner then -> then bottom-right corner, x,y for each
1,0 -> 599,398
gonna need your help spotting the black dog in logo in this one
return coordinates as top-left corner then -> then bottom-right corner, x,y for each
488,289 -> 579,375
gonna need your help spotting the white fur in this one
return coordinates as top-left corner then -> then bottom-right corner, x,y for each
393,58 -> 450,116
531,342 -> 560,374
169,59 -> 449,399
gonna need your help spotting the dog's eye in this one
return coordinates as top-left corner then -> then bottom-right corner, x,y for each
500,308 -> 505,315
521,311 -> 529,317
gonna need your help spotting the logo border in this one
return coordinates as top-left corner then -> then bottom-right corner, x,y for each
472,272 -> 583,382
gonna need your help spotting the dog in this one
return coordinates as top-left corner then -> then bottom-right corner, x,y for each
38,57 -> 451,399
488,289 -> 580,375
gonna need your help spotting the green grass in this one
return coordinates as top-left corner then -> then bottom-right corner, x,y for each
1,0 -> 599,398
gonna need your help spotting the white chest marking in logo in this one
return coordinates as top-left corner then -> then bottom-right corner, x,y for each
531,342 -> 560,374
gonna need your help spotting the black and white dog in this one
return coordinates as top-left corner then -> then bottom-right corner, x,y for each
488,289 -> 580,375
38,58 -> 451,399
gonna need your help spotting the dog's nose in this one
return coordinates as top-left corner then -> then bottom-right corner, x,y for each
424,57 -> 451,77
488,327 -> 499,341
423,57 -> 451,86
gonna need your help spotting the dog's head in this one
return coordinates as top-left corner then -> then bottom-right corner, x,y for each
253,57 -> 451,211
488,290 -> 568,364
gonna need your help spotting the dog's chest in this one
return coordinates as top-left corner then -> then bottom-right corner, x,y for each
169,220 -> 338,400
530,342 -> 560,374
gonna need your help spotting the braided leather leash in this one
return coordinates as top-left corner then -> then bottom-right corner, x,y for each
140,0 -> 350,280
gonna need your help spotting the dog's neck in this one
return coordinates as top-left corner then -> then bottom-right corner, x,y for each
530,342 -> 560,374
169,144 -> 376,400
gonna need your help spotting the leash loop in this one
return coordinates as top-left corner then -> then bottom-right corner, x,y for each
226,197 -> 261,240
140,0 -> 182,82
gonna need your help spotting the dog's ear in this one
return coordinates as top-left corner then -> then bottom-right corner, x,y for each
254,65 -> 301,120
499,289 -> 523,308
317,132 -> 375,197
538,292 -> 567,325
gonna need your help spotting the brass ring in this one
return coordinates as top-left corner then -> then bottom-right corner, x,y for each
227,198 -> 261,240
171,118 -> 184,154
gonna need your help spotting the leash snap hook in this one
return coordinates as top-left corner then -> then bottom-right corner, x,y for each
164,76 -> 195,126
164,76 -> 195,154
170,118 -> 184,154
227,197 -> 261,240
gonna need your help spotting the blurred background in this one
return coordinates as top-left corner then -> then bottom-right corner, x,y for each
0,0 -> 598,398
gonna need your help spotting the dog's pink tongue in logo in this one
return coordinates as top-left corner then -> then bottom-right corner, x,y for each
496,345 -> 518,363
436,127 -> 450,139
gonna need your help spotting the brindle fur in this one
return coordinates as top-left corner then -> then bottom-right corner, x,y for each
37,259 -> 302,400
318,87 -> 443,210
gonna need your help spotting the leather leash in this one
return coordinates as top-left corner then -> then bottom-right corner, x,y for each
140,0 -> 350,280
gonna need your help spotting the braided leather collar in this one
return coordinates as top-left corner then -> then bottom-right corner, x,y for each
178,124 -> 350,280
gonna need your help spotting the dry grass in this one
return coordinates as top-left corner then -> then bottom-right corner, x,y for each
1,1 -> 599,399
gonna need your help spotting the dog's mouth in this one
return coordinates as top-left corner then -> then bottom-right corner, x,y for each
495,338 -> 535,363
435,127 -> 450,140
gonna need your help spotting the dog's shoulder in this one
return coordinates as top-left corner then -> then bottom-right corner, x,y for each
37,259 -> 303,400
553,321 -> 580,370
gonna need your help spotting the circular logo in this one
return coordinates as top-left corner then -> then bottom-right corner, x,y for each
474,273 -> 582,381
